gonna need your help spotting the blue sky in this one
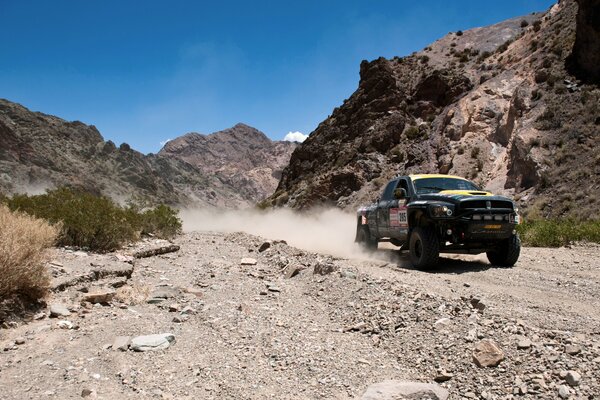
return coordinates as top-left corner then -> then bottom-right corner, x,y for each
0,0 -> 555,153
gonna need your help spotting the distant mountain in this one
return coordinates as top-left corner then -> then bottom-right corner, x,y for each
268,0 -> 599,219
0,99 -> 296,207
158,123 -> 298,204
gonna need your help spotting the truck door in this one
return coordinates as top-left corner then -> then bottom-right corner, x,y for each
376,179 -> 399,237
388,178 -> 410,241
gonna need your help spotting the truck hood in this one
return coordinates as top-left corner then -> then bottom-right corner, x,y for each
416,192 -> 512,205
437,190 -> 492,196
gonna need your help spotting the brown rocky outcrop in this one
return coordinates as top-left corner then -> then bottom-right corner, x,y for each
269,0 -> 600,218
568,0 -> 600,83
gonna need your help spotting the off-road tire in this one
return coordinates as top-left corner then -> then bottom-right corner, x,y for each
356,226 -> 378,251
486,234 -> 521,267
409,227 -> 440,270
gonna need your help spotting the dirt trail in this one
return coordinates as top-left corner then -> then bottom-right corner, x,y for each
0,230 -> 599,399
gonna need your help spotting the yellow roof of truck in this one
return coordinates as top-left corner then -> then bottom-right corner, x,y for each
409,174 -> 468,181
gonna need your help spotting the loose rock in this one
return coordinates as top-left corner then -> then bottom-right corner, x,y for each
130,333 -> 176,352
360,380 -> 449,400
565,370 -> 581,387
83,290 -> 116,304
240,258 -> 257,266
49,304 -> 71,318
258,241 -> 271,252
473,339 -> 504,367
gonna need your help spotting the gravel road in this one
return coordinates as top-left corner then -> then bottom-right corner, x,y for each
0,232 -> 598,399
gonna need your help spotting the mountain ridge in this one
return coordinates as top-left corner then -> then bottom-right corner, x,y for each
0,99 -> 296,207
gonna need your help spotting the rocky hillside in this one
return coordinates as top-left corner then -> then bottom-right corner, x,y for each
0,100 -> 294,207
158,124 -> 297,204
269,0 -> 599,219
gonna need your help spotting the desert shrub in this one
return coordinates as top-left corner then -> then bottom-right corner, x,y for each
542,58 -> 552,69
534,70 -> 548,83
533,20 -> 542,32
529,137 -> 541,147
518,219 -> 600,247
138,205 -> 182,239
520,20 -> 529,28
456,30 -> 463,36
404,125 -> 423,140
496,40 -> 512,54
531,89 -> 543,101
4,188 -> 181,252
0,205 -> 58,300
476,51 -> 492,63
419,55 -> 429,64
470,146 -> 480,158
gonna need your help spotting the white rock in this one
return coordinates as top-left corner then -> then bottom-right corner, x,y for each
49,304 -> 71,318
130,333 -> 176,352
57,320 -> 74,330
240,258 -> 257,265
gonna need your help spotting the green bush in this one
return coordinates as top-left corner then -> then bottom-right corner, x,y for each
3,188 -> 181,252
518,219 -> 600,247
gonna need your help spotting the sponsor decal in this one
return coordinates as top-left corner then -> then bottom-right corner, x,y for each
390,206 -> 408,228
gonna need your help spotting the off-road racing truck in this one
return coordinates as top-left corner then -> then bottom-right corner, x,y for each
355,174 -> 521,270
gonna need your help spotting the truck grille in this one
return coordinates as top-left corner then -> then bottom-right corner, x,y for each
461,200 -> 513,210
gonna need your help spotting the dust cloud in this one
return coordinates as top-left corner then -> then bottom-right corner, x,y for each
180,207 -> 385,260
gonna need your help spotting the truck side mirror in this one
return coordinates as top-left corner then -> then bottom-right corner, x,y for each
394,188 -> 407,199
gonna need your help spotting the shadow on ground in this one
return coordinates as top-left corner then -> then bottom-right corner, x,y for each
374,248 -> 498,274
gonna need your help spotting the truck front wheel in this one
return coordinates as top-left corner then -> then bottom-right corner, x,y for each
409,227 -> 440,270
486,234 -> 521,267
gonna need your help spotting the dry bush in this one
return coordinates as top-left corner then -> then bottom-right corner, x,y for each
0,205 -> 59,300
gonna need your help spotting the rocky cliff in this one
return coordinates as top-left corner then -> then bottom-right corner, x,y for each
0,100 -> 295,207
158,124 -> 297,204
269,0 -> 599,219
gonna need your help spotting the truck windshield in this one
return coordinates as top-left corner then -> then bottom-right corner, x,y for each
414,177 -> 481,194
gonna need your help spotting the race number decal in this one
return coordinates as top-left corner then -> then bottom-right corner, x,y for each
390,207 -> 408,228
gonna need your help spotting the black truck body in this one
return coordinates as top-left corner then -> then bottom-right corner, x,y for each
355,174 -> 521,269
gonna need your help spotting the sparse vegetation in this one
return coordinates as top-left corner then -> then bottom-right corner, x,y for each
3,188 -> 181,252
456,30 -> 463,36
518,219 -> 600,247
404,125 -> 427,140
0,205 -> 58,300
520,20 -> 529,28
533,20 -> 542,32
470,146 -> 480,159
496,40 -> 512,54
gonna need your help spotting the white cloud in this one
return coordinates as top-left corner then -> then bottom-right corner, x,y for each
159,138 -> 172,146
283,131 -> 308,143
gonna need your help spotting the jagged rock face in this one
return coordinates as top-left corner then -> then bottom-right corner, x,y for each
270,0 -> 600,219
159,124 -> 297,204
569,0 -> 600,83
0,101 -> 295,208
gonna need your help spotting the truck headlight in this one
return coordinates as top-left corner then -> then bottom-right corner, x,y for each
430,204 -> 454,217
